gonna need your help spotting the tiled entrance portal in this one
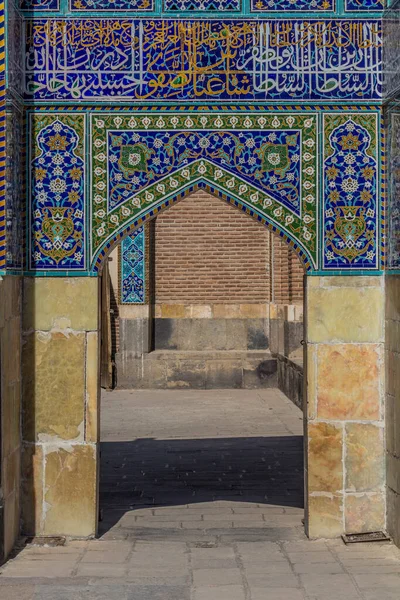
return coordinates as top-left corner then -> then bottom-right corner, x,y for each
99,389 -> 304,539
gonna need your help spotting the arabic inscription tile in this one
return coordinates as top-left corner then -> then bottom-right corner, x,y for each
24,19 -> 382,102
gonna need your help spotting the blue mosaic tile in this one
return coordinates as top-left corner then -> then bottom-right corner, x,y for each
107,129 -> 302,215
30,115 -> 86,271
388,112 -> 400,269
120,226 -> 145,303
251,0 -> 334,11
25,19 -> 382,102
70,0 -> 154,11
345,0 -> 383,10
164,0 -> 240,10
323,114 -> 378,270
6,105 -> 23,270
20,0 -> 59,10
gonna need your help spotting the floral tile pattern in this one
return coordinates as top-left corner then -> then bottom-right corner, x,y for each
323,113 -> 378,270
29,114 -> 85,271
345,0 -> 383,10
91,111 -> 318,269
70,0 -> 154,11
119,226 -> 145,303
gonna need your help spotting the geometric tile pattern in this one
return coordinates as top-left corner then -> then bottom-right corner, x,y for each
70,0 -> 153,11
5,104 -> 23,270
119,226 -> 145,303
24,19 -> 382,102
345,0 -> 383,9
29,114 -> 85,271
388,112 -> 400,269
91,112 -> 318,269
165,0 -> 240,9
323,113 -> 379,270
251,0 -> 334,10
20,0 -> 59,9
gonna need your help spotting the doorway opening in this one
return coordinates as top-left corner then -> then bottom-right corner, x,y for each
98,190 -> 306,539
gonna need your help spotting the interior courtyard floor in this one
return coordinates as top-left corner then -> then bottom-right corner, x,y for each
1,389 -> 400,599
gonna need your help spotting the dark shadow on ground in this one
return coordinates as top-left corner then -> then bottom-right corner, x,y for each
99,436 -> 303,535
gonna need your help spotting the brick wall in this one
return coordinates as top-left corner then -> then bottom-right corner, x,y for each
271,235 -> 304,304
154,190 -> 271,304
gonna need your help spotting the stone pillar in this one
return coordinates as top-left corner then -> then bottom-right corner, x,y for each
21,277 -> 99,538
0,275 -> 22,559
386,275 -> 400,546
305,276 -> 385,538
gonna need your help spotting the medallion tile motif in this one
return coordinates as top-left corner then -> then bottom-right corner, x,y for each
30,114 -> 85,271
323,113 -> 378,270
120,226 -> 145,303
24,19 -> 382,102
91,112 -> 318,268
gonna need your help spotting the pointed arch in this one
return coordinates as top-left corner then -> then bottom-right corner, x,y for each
91,179 -> 312,274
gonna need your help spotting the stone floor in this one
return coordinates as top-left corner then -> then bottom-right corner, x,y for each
1,389 -> 400,599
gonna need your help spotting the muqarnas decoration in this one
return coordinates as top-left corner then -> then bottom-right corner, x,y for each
120,227 -> 145,303
323,114 -> 379,270
25,19 -> 382,102
70,0 -> 153,11
345,0 -> 383,10
251,0 -> 334,11
30,114 -> 85,271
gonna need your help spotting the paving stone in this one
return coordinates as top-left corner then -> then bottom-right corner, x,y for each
353,573 -> 400,588
126,585 -> 190,599
246,573 -> 299,587
192,585 -> 246,600
32,585 -> 129,600
292,563 -> 344,574
249,588 -> 305,600
193,568 -> 242,586
81,550 -> 130,563
0,584 -> 35,600
76,564 -> 128,577
1,562 -> 75,578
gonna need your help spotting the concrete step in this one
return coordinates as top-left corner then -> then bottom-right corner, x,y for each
115,350 -> 277,390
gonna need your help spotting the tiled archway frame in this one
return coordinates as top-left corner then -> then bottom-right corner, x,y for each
90,111 -> 318,271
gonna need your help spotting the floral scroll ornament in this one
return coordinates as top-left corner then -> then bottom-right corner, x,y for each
31,119 -> 85,270
324,119 -> 377,269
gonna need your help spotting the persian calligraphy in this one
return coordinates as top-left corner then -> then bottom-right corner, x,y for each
25,19 -> 382,101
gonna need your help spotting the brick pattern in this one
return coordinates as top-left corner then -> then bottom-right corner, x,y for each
271,235 -> 304,305
154,191 -> 271,304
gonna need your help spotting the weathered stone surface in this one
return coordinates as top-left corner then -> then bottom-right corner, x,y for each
86,332 -> 99,443
344,493 -> 385,534
44,444 -> 97,537
22,331 -> 85,442
306,345 -> 316,419
308,495 -> 343,538
308,423 -> 343,493
307,283 -> 384,343
23,277 -> 98,332
345,424 -> 384,493
317,344 -> 381,420
21,444 -> 44,534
